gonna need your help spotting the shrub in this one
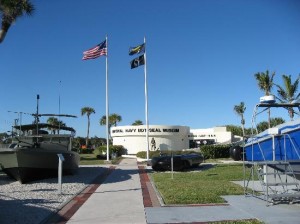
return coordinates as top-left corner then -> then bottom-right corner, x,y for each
93,145 -> 126,158
79,148 -> 94,154
136,145 -> 231,160
200,144 -> 231,159
136,150 -> 161,159
136,150 -> 202,159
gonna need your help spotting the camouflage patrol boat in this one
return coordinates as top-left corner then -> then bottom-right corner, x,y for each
0,95 -> 79,183
0,123 -> 80,183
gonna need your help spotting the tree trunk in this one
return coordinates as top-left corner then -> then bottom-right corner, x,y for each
0,21 -> 11,44
241,115 -> 245,137
0,29 -> 7,43
289,108 -> 294,121
268,108 -> 271,128
86,117 -> 90,147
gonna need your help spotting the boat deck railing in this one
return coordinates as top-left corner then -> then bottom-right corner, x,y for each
0,144 -> 10,149
284,134 -> 300,159
253,133 -> 300,162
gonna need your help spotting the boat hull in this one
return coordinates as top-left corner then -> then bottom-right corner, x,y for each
245,122 -> 300,161
245,119 -> 300,180
0,147 -> 79,183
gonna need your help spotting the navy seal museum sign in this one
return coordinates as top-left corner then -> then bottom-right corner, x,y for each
112,128 -> 180,134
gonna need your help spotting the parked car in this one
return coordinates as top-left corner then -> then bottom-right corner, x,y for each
151,153 -> 204,171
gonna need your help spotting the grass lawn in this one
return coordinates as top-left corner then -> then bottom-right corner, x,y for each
210,221 -> 262,224
79,153 -> 121,165
79,153 -> 105,165
150,163 -> 251,205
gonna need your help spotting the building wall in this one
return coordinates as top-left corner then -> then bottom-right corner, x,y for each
111,125 -> 238,154
189,127 -> 233,144
111,125 -> 190,154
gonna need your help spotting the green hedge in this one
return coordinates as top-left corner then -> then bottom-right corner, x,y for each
93,145 -> 126,158
136,150 -> 202,159
136,150 -> 161,159
91,144 -> 231,160
136,145 -> 231,160
200,144 -> 231,159
77,148 -> 94,154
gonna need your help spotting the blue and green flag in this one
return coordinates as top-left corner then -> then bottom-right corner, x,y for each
129,43 -> 145,56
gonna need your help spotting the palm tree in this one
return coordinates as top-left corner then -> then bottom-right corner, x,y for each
99,115 -> 108,127
256,117 -> 285,133
110,113 -> 122,127
233,102 -> 246,137
100,113 -> 122,127
275,74 -> 300,120
57,120 -> 66,133
0,0 -> 35,43
47,117 -> 59,134
81,107 -> 95,147
254,70 -> 275,128
132,120 -> 143,126
270,117 -> 285,127
47,117 -> 66,134
99,113 -> 122,141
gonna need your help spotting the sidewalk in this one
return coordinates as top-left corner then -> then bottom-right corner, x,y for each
66,158 -> 146,224
50,158 -> 300,224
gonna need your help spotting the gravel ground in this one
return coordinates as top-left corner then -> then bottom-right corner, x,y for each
0,166 -> 108,224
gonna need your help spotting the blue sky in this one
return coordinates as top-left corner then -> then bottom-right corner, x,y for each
1,0 -> 300,137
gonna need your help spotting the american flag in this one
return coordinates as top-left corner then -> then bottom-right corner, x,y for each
82,40 -> 107,60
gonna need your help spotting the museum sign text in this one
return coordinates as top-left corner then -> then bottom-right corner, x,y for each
112,128 -> 180,134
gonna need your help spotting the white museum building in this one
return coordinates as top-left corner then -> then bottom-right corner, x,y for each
111,125 -> 241,155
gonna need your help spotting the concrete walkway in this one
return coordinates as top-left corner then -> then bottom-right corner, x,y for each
66,158 -> 146,224
51,158 -> 300,224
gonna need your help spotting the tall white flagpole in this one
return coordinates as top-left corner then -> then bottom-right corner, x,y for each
144,36 -> 150,161
58,80 -> 61,132
105,35 -> 110,161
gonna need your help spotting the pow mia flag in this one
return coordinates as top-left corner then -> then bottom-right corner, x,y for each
130,54 -> 145,69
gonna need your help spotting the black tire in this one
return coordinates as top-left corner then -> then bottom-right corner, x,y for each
230,146 -> 242,161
